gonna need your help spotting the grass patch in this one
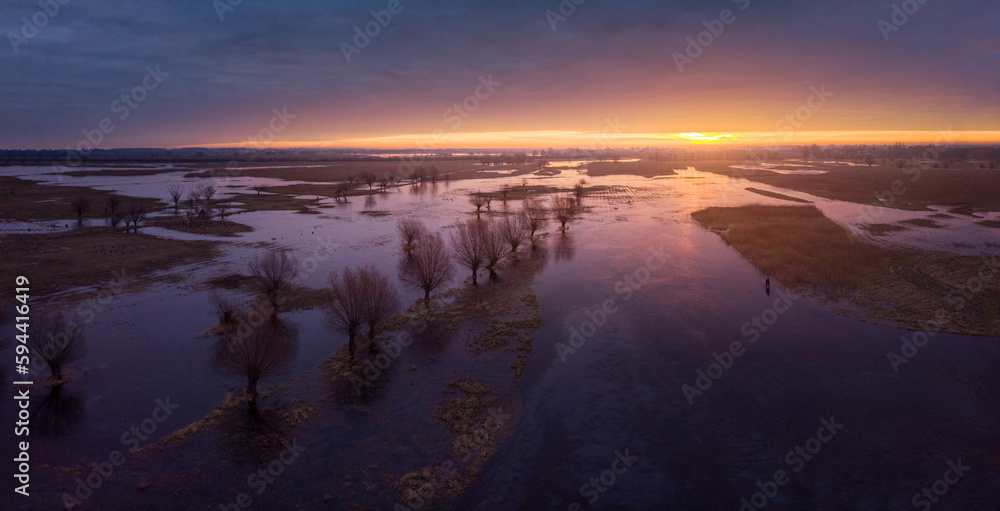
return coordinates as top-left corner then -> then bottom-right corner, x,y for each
693,205 -> 1000,335
745,187 -> 812,203
978,220 -> 1000,229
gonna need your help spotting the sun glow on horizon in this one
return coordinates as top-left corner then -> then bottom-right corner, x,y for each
181,130 -> 1000,151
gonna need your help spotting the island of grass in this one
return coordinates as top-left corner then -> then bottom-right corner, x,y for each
692,205 -> 1000,336
745,187 -> 812,203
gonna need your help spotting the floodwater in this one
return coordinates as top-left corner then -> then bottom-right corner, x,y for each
1,164 -> 998,510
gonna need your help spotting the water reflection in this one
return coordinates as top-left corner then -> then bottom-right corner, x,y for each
553,233 -> 575,263
33,386 -> 85,438
364,194 -> 377,209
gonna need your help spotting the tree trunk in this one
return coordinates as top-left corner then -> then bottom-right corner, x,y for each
368,324 -> 376,340
348,334 -> 356,363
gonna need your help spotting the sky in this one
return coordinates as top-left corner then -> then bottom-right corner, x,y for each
1,0 -> 998,150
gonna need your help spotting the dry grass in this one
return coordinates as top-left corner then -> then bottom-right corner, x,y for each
584,160 -> 678,177
745,187 -> 812,203
859,223 -> 909,236
0,228 -> 219,298
696,162 -> 1000,212
693,205 -> 1000,336
0,176 -> 163,222
147,217 -> 253,237
693,205 -> 891,298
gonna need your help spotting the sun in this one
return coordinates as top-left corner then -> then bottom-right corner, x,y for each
676,132 -> 737,143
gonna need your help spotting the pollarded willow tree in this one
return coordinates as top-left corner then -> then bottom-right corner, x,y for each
521,198 -> 548,238
215,317 -> 295,418
552,195 -> 579,232
27,312 -> 87,383
361,267 -> 400,342
397,217 -> 428,254
400,232 -> 455,302
497,214 -> 529,253
482,220 -> 508,277
327,267 -> 368,363
450,219 -> 489,285
248,251 -> 298,313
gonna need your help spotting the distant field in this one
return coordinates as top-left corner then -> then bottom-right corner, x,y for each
696,161 -> 1000,212
584,160 -> 678,177
693,204 -> 1000,336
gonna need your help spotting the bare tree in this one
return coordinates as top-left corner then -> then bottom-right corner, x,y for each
498,214 -> 529,253
450,219 -> 488,285
400,232 -> 455,302
553,195 -> 578,232
209,290 -> 241,328
71,197 -> 90,226
361,267 -> 400,341
215,317 -> 294,417
522,198 -> 548,238
469,192 -> 488,217
573,179 -> 587,202
201,184 -> 218,202
482,220 -> 507,276
167,185 -> 184,210
248,251 -> 297,312
378,174 -> 390,191
126,203 -> 146,233
362,170 -> 378,190
217,202 -> 230,221
27,312 -> 87,382
252,184 -> 267,197
500,185 -> 511,204
397,217 -> 428,254
327,267 -> 367,362
106,195 -> 124,228
429,166 -> 439,182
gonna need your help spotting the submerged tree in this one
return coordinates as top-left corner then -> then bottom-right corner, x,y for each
209,290 -> 241,329
327,267 -> 367,363
497,214 -> 529,253
361,267 -> 400,342
71,196 -> 90,227
248,251 -> 297,312
553,195 -> 579,232
397,217 -> 428,254
522,198 -> 548,238
27,312 -> 87,383
215,317 -> 294,417
362,170 -> 378,190
482,220 -> 507,276
400,232 -> 454,302
469,192 -> 488,217
450,219 -> 488,285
